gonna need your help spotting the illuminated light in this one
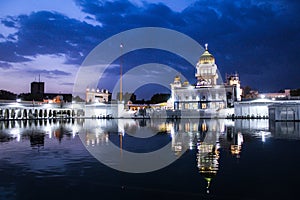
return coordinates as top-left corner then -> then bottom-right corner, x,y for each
72,126 -> 79,138
189,141 -> 193,150
16,99 -> 21,103
261,94 -> 265,99
201,121 -> 207,132
262,133 -> 265,142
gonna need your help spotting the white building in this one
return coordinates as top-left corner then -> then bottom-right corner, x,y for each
170,44 -> 241,112
234,99 -> 274,118
86,88 -> 111,103
225,73 -> 243,106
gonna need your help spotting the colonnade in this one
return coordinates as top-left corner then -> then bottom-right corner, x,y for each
0,107 -> 77,120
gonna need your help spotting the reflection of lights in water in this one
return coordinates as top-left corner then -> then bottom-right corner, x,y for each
86,129 -> 109,147
72,126 -> 79,138
231,145 -> 242,157
10,128 -> 21,142
44,125 -> 52,139
197,142 -> 220,194
201,121 -> 207,132
174,142 -> 182,152
105,134 -> 108,143
230,132 -> 244,157
254,131 -> 271,142
170,125 -> 175,138
261,131 -> 271,142
119,130 -> 125,137
189,141 -> 193,150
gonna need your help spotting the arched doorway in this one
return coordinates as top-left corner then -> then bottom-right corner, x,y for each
39,110 -> 43,118
44,110 -> 47,118
49,110 -> 52,118
23,109 -> 28,119
11,109 -> 16,119
4,109 -> 9,119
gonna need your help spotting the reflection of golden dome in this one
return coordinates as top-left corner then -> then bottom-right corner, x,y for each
199,44 -> 215,64
231,145 -> 242,155
197,142 -> 220,194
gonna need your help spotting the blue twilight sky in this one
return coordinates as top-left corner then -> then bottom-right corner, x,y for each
0,0 -> 299,99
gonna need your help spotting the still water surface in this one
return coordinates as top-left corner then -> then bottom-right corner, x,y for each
0,119 -> 300,200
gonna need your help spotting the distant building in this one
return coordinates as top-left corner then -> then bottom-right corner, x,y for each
234,99 -> 273,118
43,93 -> 72,103
170,44 -> 241,111
18,81 -> 72,102
31,81 -> 45,95
86,88 -> 111,103
225,73 -> 243,107
259,89 -> 290,99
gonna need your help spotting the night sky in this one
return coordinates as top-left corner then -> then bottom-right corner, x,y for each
0,0 -> 299,99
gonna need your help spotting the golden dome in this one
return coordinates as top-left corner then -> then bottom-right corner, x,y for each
174,75 -> 181,82
199,44 -> 215,64
183,80 -> 189,86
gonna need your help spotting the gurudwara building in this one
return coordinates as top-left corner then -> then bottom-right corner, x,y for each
170,44 -> 242,113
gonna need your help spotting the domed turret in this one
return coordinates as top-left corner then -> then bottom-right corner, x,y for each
199,44 -> 215,64
195,43 -> 218,86
174,75 -> 181,82
183,80 -> 190,87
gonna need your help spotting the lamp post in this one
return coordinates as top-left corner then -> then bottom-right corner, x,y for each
119,43 -> 123,102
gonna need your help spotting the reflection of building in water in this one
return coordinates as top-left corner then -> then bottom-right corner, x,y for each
169,119 -> 223,193
29,133 -> 45,148
170,119 -> 224,157
219,123 -> 245,158
230,132 -> 243,158
0,118 -> 84,145
234,119 -> 269,132
83,119 -> 113,146
86,131 -> 109,146
269,121 -> 300,140
197,142 -> 220,193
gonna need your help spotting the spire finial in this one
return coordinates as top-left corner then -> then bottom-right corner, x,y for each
205,43 -> 208,50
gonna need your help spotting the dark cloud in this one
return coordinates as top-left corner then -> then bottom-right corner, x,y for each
0,42 -> 32,62
0,0 -> 299,93
1,16 -> 18,28
74,0 -> 300,92
179,0 -> 300,91
0,11 -> 103,64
